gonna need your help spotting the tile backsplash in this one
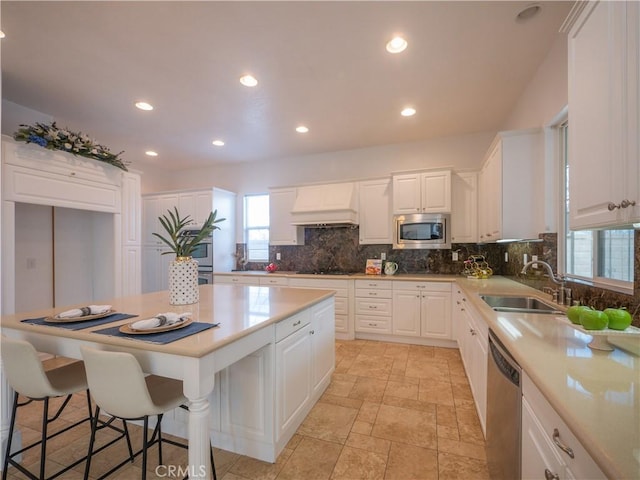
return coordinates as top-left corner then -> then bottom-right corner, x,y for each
235,227 -> 640,327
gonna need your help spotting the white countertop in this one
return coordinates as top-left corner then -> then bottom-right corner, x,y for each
220,271 -> 639,478
0,285 -> 335,357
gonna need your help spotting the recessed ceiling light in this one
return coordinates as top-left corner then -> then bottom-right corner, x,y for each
516,3 -> 541,22
135,101 -> 154,111
295,126 -> 309,134
401,107 -> 416,117
145,151 -> 158,157
386,36 -> 408,54
239,75 -> 258,87
212,140 -> 225,146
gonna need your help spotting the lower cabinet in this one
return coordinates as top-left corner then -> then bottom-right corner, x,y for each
454,287 -> 488,435
355,279 -> 393,334
214,274 -> 259,285
522,372 -> 606,480
392,282 -> 452,339
142,245 -> 173,293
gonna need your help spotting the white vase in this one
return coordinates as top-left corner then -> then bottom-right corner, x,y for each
169,257 -> 199,305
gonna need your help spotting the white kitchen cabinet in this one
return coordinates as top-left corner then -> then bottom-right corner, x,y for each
269,187 -> 305,245
522,372 -> 606,480
392,281 -> 452,340
290,182 -> 359,225
477,129 -> 543,242
392,170 -> 452,214
355,279 -> 393,334
566,1 -> 640,229
121,171 -> 142,246
453,286 -> 487,434
310,299 -> 335,396
141,245 -> 174,293
358,178 -> 392,244
276,313 -> 312,441
142,194 -> 179,245
121,246 -> 142,296
451,172 -> 478,243
289,277 -> 353,339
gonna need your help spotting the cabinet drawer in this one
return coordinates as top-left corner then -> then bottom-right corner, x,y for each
355,298 -> 392,316
259,276 -> 289,286
394,281 -> 451,292
355,279 -> 392,289
334,297 -> 348,316
522,372 -> 606,479
335,314 -> 348,332
215,275 -> 257,285
356,315 -> 391,333
275,311 -> 311,343
355,288 -> 392,299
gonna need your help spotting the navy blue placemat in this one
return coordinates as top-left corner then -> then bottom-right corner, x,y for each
21,313 -> 138,331
92,322 -> 218,344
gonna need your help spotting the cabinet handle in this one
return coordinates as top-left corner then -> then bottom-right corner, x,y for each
293,320 -> 301,327
461,308 -> 465,312
369,292 -> 378,296
608,202 -> 620,211
621,199 -> 636,209
456,301 -> 461,305
469,328 -> 476,336
70,172 -> 76,176
552,428 -> 575,458
368,323 -> 377,326
309,330 -> 315,335
368,305 -> 378,309
544,469 -> 560,480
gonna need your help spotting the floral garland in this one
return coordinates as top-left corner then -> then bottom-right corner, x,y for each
13,121 -> 128,171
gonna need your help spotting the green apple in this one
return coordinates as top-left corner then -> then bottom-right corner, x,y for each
603,308 -> 632,331
579,309 -> 609,330
567,305 -> 591,325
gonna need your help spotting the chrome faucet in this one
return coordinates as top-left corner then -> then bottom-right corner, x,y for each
521,260 -> 569,305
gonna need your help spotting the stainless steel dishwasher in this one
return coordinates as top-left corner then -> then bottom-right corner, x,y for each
486,329 -> 522,480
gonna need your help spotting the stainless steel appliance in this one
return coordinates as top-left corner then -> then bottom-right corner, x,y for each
198,271 -> 213,285
393,213 -> 451,249
179,227 -> 213,270
486,329 -> 522,480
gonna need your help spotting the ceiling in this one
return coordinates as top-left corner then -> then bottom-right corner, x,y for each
1,1 -> 573,171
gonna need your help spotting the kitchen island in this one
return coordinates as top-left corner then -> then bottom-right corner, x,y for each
0,284 -> 336,479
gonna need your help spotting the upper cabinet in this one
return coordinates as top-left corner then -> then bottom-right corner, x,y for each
290,182 -> 359,226
478,129 -> 543,242
269,187 -> 305,246
392,170 -> 452,214
358,178 -> 392,244
451,172 -> 478,244
566,1 -> 640,229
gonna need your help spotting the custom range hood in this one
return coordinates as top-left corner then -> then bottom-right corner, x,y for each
290,182 -> 359,226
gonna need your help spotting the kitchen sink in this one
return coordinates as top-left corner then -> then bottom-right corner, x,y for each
479,295 -> 563,314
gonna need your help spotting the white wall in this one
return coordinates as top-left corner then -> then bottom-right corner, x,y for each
501,35 -> 568,131
14,203 -> 54,313
1,100 -> 53,137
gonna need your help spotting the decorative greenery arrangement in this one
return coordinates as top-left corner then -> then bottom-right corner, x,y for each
153,207 -> 225,258
13,121 -> 128,171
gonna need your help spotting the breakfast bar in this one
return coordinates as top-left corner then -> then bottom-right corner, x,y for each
0,284 -> 336,479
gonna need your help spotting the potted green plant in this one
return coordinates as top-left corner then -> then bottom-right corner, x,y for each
153,207 -> 225,258
153,208 -> 225,305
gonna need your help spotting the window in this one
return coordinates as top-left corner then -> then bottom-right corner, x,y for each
561,122 -> 634,291
244,194 -> 269,262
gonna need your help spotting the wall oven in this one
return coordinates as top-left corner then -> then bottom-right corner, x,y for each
393,213 -> 451,249
179,227 -> 213,270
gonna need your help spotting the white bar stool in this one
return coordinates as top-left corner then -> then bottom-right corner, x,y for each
0,336 -> 130,480
80,346 -> 216,480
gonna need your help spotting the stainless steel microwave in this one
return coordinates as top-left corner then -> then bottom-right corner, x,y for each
393,213 -> 451,250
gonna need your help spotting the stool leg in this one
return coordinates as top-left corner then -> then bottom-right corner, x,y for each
39,397 -> 49,480
2,392 -> 19,480
210,441 -> 217,480
156,414 -> 163,466
141,416 -> 149,480
84,406 -> 101,480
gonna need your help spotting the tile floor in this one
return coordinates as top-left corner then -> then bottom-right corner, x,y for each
5,339 -> 489,479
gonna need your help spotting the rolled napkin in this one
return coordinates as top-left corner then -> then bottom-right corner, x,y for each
130,312 -> 191,331
57,304 -> 112,319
